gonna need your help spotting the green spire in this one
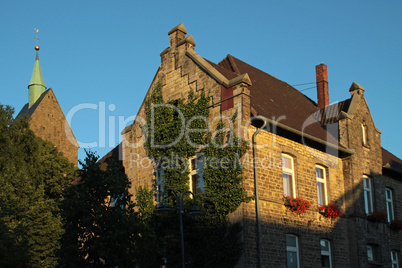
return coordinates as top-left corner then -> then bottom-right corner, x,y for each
28,49 -> 47,108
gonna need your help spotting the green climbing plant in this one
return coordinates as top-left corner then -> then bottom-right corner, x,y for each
136,82 -> 250,267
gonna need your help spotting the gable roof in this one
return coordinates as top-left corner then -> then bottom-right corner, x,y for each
216,54 -> 343,149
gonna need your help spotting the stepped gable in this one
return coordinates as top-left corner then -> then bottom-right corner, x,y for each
216,54 -> 341,147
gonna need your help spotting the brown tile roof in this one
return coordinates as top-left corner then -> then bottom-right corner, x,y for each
382,147 -> 402,174
216,54 -> 342,148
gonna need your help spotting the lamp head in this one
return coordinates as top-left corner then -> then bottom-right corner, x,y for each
156,202 -> 174,214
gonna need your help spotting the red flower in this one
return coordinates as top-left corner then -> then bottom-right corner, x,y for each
283,195 -> 311,214
318,203 -> 343,219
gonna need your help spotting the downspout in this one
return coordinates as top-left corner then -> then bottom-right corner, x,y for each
252,117 -> 267,268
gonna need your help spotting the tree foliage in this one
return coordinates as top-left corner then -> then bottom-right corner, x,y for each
0,104 -> 76,267
137,83 -> 250,267
59,151 -> 139,267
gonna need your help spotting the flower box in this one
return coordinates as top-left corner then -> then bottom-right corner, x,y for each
318,203 -> 343,219
367,211 -> 387,223
283,195 -> 311,214
389,219 -> 402,230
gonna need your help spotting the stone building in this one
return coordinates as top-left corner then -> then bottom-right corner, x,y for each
114,23 -> 401,267
17,46 -> 78,166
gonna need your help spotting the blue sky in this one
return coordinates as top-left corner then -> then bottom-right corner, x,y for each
1,0 -> 402,162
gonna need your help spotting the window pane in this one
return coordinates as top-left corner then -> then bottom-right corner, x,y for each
191,174 -> 199,193
321,255 -> 330,268
287,252 -> 298,268
391,251 -> 399,268
286,235 -> 297,247
320,240 -> 329,251
386,189 -> 391,199
282,156 -> 292,169
283,174 -> 292,196
367,245 -> 373,261
316,167 -> 323,179
364,191 -> 372,214
317,182 -> 324,205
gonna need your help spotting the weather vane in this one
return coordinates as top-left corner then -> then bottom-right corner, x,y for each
34,28 -> 40,51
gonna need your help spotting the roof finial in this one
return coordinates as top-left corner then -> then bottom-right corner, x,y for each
34,28 -> 40,51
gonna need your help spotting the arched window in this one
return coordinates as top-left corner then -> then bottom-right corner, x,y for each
316,165 -> 328,205
363,175 -> 373,214
282,154 -> 295,197
189,153 -> 204,194
320,239 -> 332,268
286,234 -> 300,268
385,188 -> 395,222
155,168 -> 164,204
362,123 -> 368,146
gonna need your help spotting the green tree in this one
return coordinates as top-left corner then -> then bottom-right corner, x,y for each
137,83 -> 250,267
59,151 -> 139,268
0,104 -> 76,267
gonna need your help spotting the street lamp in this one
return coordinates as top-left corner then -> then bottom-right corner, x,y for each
156,188 -> 204,268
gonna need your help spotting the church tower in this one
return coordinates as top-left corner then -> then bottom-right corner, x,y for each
17,34 -> 79,165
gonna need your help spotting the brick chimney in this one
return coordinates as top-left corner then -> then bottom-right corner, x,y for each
316,63 -> 329,109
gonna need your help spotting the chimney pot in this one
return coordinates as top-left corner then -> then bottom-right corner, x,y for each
316,63 -> 329,109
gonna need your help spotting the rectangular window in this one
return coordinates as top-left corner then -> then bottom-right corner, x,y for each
363,176 -> 373,214
367,244 -> 381,263
362,123 -> 368,145
316,166 -> 328,205
320,239 -> 332,268
391,251 -> 399,268
286,234 -> 300,268
156,168 -> 164,204
282,154 -> 295,197
386,188 -> 395,222
189,154 -> 204,194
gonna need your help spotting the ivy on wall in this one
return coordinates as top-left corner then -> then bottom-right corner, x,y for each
136,82 -> 251,267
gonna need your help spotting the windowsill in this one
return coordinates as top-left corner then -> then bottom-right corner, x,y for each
362,143 -> 371,149
367,260 -> 383,266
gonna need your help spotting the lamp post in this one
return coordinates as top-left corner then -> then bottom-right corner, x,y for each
156,188 -> 204,268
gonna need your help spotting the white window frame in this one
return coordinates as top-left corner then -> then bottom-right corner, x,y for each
391,251 -> 399,268
286,234 -> 300,268
320,239 -> 332,268
316,165 -> 328,205
155,168 -> 164,204
189,154 -> 204,194
386,188 -> 395,222
363,175 -> 373,215
282,154 -> 296,197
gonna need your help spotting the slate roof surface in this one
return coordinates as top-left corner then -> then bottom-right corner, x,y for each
311,99 -> 351,125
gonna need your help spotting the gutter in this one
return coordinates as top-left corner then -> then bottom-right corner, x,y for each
259,115 -> 355,156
